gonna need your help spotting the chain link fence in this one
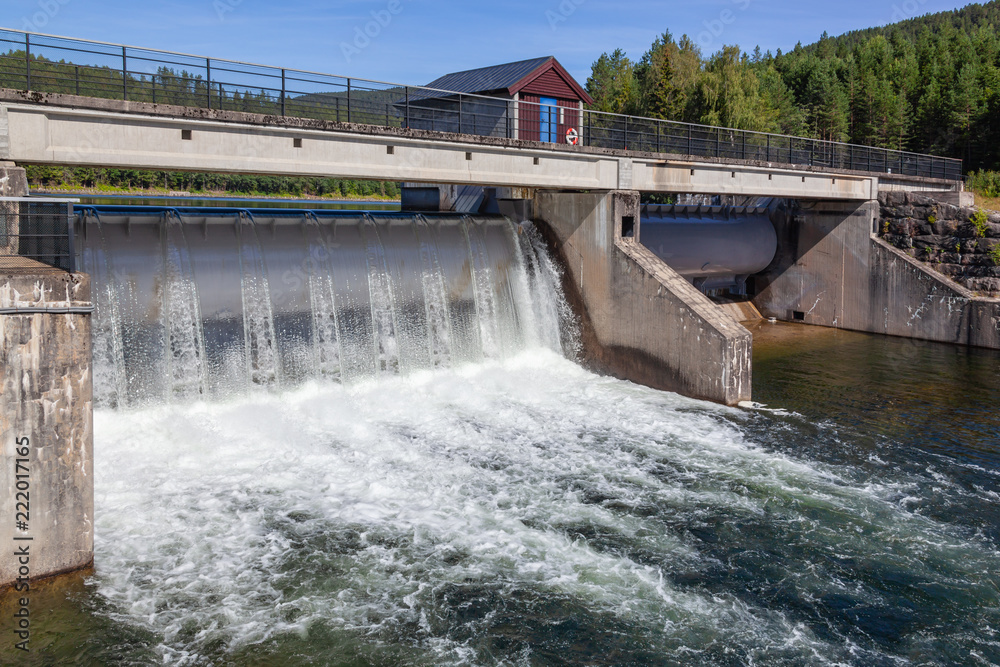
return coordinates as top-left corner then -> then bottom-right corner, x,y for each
0,197 -> 76,272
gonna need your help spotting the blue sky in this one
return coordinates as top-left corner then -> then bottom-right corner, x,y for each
5,0 -> 972,86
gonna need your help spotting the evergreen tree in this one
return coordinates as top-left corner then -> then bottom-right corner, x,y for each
585,49 -> 638,115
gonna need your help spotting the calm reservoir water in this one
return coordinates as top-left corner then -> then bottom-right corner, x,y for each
2,209 -> 999,666
68,193 -> 402,211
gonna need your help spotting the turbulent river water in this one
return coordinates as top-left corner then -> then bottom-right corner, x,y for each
2,208 -> 999,666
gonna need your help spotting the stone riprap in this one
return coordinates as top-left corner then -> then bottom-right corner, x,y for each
879,191 -> 1000,295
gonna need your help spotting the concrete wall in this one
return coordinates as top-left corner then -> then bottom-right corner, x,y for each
753,199 -> 1000,348
1,271 -> 94,589
534,190 -> 751,405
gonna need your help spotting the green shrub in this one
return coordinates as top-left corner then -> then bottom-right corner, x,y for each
968,170 -> 1000,199
990,243 -> 1000,266
972,208 -> 989,237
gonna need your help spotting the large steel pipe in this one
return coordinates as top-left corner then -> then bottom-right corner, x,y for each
640,204 -> 778,291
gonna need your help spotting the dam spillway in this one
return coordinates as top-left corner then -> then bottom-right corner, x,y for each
75,207 -> 574,407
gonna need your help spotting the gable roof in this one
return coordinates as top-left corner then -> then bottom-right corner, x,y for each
422,56 -> 594,105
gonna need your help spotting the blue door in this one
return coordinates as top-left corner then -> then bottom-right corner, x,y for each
539,97 -> 558,143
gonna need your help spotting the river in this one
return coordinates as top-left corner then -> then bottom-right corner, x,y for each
1,204 -> 998,666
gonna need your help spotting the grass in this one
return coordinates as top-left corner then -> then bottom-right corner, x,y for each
976,193 -> 1000,213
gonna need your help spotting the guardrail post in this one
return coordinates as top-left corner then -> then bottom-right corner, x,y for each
741,131 -> 746,160
122,46 -> 128,100
281,69 -> 286,116
75,65 -> 80,96
687,125 -> 692,155
347,78 -> 352,123
656,122 -> 661,153
206,58 -> 212,109
405,87 -> 410,129
459,94 -> 464,135
623,117 -> 629,150
24,33 -> 31,90
766,134 -> 770,161
65,204 -> 76,274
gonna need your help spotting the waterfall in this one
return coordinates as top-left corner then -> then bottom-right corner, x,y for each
76,207 -> 574,408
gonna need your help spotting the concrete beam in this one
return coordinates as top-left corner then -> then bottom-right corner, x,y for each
534,190 -> 752,405
631,159 -> 877,200
1,102 -> 623,190
0,92 -> 937,201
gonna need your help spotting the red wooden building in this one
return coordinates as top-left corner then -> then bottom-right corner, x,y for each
416,56 -> 594,144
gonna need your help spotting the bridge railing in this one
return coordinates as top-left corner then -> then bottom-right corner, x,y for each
0,28 -> 964,182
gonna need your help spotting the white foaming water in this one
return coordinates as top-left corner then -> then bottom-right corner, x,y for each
92,351 -> 1000,665
77,210 -> 575,407
80,209 -> 1000,664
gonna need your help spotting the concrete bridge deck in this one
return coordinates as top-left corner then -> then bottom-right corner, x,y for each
0,89 -> 961,202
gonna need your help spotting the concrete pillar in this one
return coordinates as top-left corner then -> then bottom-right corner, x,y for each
1,166 -> 94,589
753,199 -> 1000,348
0,162 -> 28,197
534,190 -> 752,406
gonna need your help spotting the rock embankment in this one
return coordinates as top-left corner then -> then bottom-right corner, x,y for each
879,191 -> 1000,295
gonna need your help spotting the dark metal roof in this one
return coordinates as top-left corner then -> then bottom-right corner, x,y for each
424,57 -> 555,96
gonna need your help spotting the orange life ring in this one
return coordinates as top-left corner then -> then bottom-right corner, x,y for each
566,127 -> 579,145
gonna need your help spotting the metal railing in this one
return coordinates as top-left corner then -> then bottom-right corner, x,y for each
0,28 -> 964,182
0,197 -> 76,272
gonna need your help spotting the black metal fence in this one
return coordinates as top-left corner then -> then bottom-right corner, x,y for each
0,28 -> 964,181
0,198 -> 76,272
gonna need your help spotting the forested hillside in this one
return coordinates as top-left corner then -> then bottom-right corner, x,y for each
585,2 -> 1000,171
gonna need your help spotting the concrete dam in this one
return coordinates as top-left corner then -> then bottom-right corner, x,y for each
3,29 -> 999,663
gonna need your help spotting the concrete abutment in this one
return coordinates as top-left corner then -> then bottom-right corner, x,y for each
533,190 -> 752,406
753,197 -> 1000,348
